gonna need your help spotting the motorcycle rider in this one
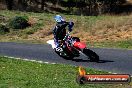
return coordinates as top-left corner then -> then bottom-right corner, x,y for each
53,15 -> 74,48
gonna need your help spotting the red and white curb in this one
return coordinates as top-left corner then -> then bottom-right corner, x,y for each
3,56 -> 56,64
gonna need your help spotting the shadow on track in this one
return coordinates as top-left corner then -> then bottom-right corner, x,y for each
97,60 -> 114,63
63,58 -> 114,63
71,58 -> 89,62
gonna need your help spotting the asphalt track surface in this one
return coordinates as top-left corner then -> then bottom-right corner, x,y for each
0,42 -> 132,75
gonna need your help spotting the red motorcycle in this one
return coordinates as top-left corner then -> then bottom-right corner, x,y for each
47,32 -> 99,62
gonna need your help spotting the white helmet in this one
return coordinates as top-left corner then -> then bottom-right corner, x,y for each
54,15 -> 65,23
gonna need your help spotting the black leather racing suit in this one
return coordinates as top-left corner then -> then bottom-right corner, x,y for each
53,21 -> 74,47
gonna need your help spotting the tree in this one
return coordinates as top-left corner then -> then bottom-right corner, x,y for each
5,0 -> 14,10
18,0 -> 28,11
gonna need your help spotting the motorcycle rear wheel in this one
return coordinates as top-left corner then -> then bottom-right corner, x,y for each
83,48 -> 99,62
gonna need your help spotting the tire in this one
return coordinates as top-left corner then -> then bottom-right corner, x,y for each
83,48 -> 99,62
61,55 -> 74,60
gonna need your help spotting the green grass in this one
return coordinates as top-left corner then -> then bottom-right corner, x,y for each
1,56 -> 131,88
93,39 -> 132,49
0,10 -> 103,31
0,10 -> 52,37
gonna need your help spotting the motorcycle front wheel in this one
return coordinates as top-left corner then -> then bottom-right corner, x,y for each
83,48 -> 99,62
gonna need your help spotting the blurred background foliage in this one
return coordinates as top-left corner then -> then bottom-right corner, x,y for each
0,0 -> 132,15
